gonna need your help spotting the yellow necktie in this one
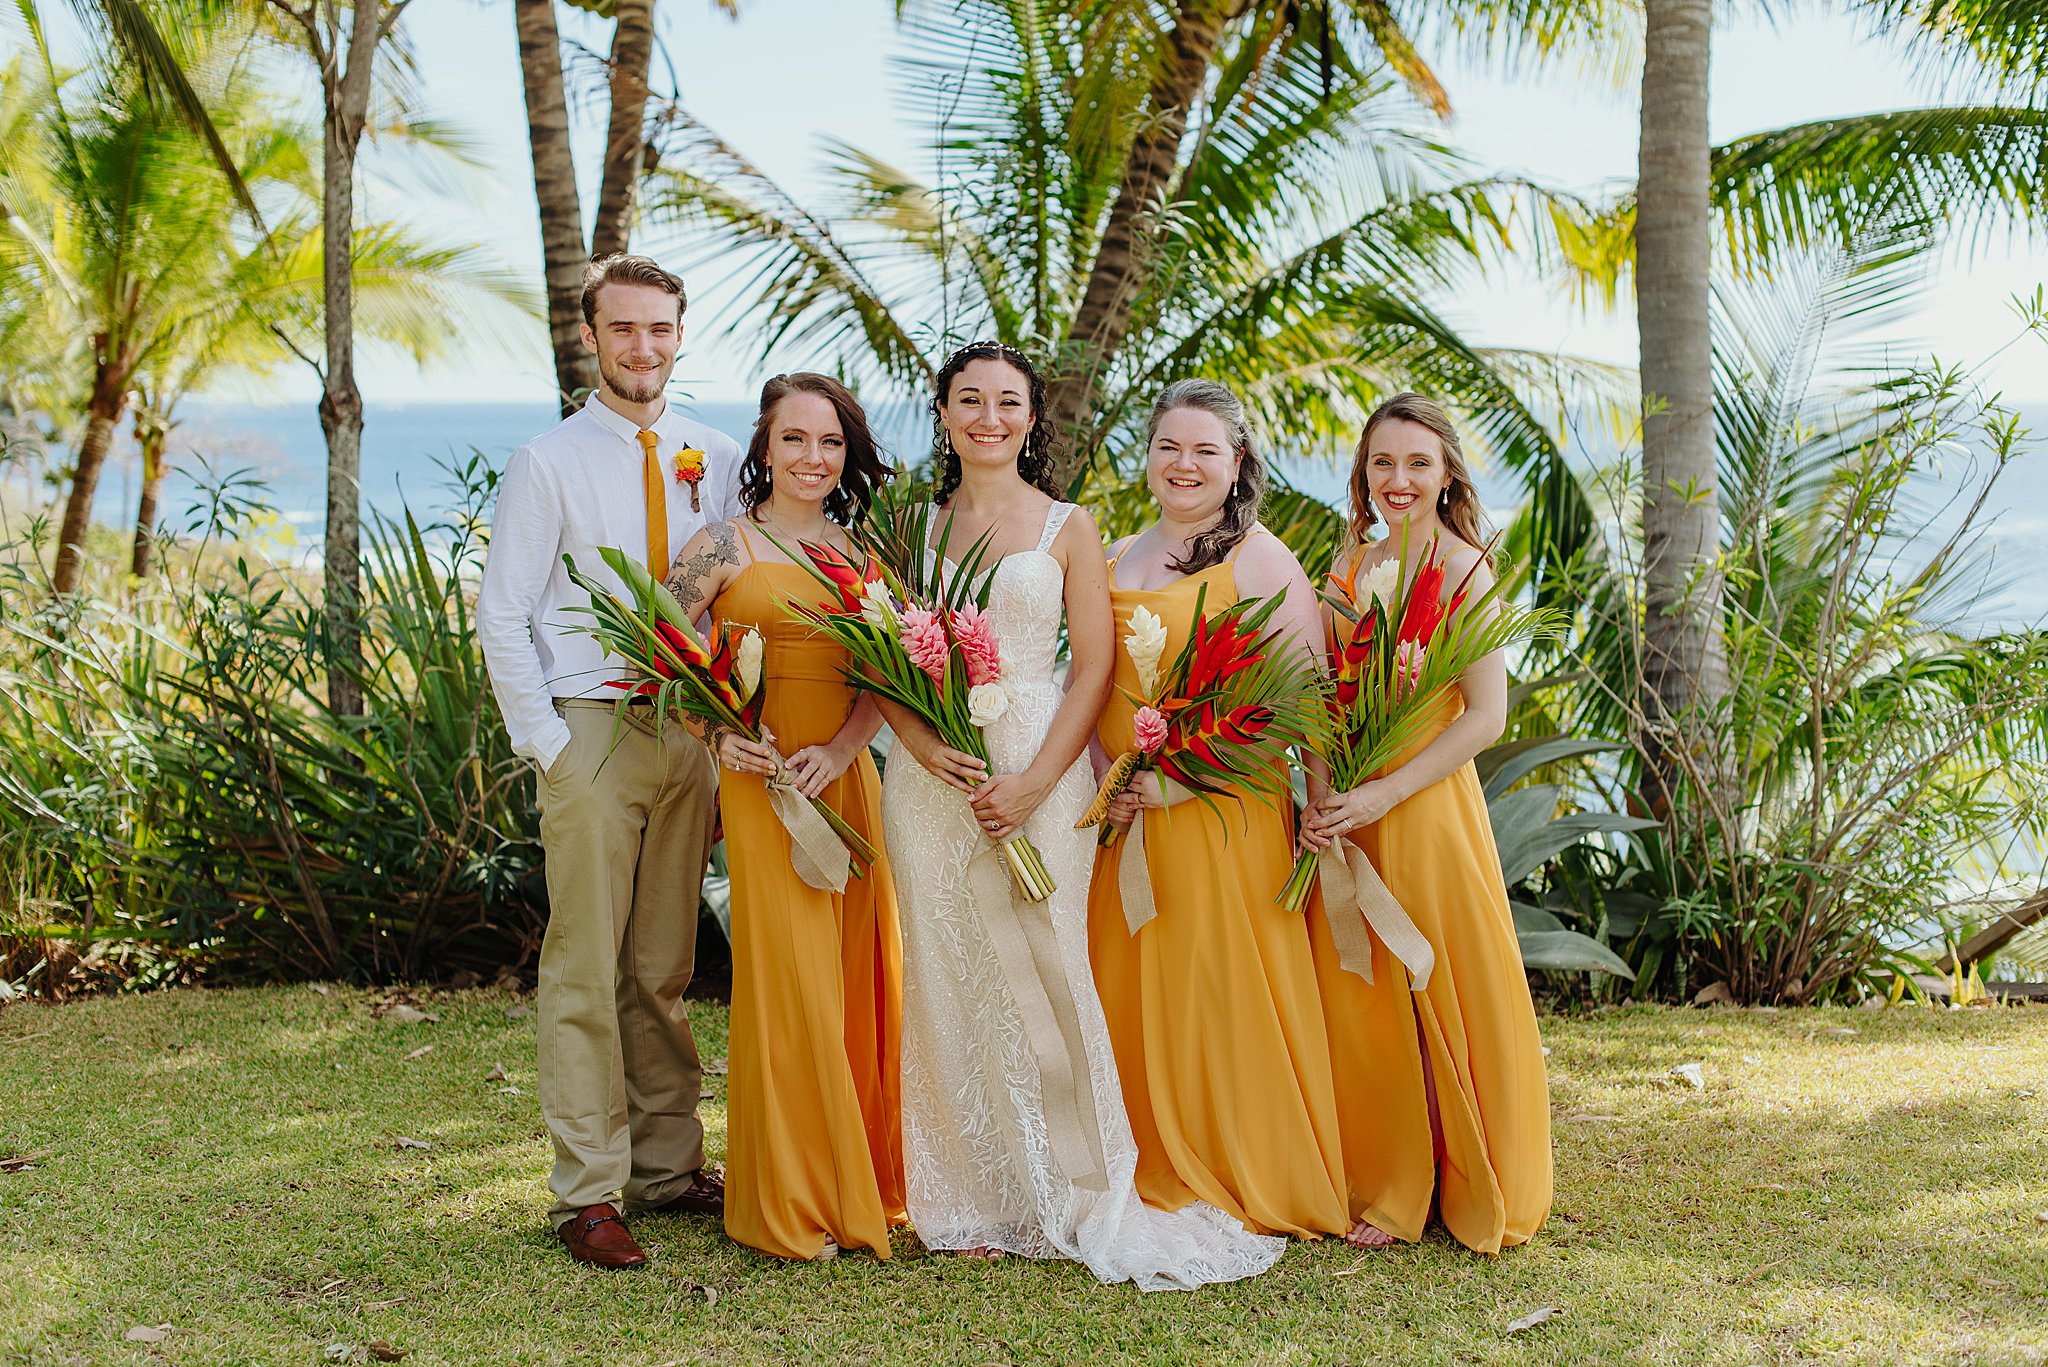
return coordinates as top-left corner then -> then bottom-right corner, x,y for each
638,428 -> 669,575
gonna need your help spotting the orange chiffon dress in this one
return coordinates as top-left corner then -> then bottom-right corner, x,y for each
1086,547 -> 1350,1239
1312,555 -> 1553,1253
712,539 -> 904,1259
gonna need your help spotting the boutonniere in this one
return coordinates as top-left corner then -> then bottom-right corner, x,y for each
672,447 -> 706,511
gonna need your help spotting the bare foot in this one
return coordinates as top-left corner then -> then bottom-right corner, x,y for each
811,1238 -> 839,1262
955,1245 -> 1006,1260
1345,1219 -> 1398,1250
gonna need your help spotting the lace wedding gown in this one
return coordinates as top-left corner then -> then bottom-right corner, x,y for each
880,503 -> 1286,1291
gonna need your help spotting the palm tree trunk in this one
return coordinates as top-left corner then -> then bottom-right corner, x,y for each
1045,0 -> 1228,489
1635,0 -> 1728,816
51,351 -> 131,596
130,416 -> 167,582
590,0 -> 656,261
515,0 -> 598,415
315,0 -> 386,719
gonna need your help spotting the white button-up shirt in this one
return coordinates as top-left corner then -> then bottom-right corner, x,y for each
479,394 -> 745,771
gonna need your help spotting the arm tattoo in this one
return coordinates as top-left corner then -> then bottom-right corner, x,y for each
664,521 -> 740,621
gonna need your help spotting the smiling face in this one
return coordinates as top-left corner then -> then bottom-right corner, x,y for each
1364,416 -> 1451,530
764,391 -> 846,507
939,357 -> 1034,474
580,281 -> 682,406
1146,405 -> 1241,526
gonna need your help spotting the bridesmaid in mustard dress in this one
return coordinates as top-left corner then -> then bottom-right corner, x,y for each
663,373 -> 903,1261
1301,391 -> 1553,1255
1086,380 -> 1349,1240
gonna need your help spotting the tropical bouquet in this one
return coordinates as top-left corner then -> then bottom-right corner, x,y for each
777,505 -> 1056,902
1079,587 -> 1329,830
562,547 -> 875,888
1275,532 -> 1562,985
1075,586 -> 1330,933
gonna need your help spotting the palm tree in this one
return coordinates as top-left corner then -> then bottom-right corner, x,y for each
262,0 -> 415,717
0,34 -> 535,595
516,0 -> 741,416
1632,0 -> 1724,812
649,0 -> 1613,540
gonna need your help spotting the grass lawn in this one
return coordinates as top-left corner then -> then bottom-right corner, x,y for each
2,988 -> 2045,1366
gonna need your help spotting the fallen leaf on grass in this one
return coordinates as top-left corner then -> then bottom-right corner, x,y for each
124,1325 -> 172,1343
689,1283 -> 718,1309
498,1086 -> 520,1095
1507,1307 -> 1561,1333
324,1344 -> 357,1362
360,1298 -> 406,1312
504,1004 -> 532,1019
702,1057 -> 728,1076
403,1045 -> 433,1061
369,1342 -> 408,1362
1563,1113 -> 1621,1124
1669,1063 -> 1704,1089
485,1063 -> 508,1082
394,1137 -> 432,1151
376,1004 -> 438,1026
1691,981 -> 1733,1007
1822,1027 -> 1858,1037
1,1152 -> 48,1173
310,983 -> 334,997
2035,1212 -> 2048,1224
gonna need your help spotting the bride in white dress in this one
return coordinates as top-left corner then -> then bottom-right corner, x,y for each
875,343 -> 1284,1291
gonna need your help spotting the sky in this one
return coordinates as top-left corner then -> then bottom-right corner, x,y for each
37,2 -> 2048,405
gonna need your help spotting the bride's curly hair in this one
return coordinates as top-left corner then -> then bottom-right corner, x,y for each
929,341 -> 1062,504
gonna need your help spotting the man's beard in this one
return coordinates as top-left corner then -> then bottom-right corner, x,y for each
599,353 -> 669,405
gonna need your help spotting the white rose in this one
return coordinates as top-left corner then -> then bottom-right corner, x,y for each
1125,605 -> 1168,699
858,579 -> 898,632
735,628 -> 764,700
967,682 -> 1009,727
1361,559 -> 1402,613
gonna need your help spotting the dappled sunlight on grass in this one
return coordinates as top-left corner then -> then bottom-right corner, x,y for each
3,988 -> 2044,1364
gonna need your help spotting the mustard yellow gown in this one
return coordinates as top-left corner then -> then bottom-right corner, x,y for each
1313,555 -> 1553,1253
1086,552 -> 1350,1239
712,546 -> 904,1259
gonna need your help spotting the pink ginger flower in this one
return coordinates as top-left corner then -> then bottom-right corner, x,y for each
1132,705 -> 1168,756
1394,639 -> 1426,693
953,603 -> 1004,687
900,606 -> 950,686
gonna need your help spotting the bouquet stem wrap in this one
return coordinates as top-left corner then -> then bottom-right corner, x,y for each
764,754 -> 855,893
1313,837 -> 1435,991
965,842 -> 1108,1191
1110,810 -> 1157,936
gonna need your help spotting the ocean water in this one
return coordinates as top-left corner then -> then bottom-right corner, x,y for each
43,396 -> 2048,630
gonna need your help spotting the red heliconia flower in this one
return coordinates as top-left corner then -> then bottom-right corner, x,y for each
1184,607 -> 1265,696
704,628 -> 745,711
802,539 -> 870,614
1397,557 -> 1450,646
607,678 -> 665,697
652,620 -> 709,675
1216,702 -> 1274,746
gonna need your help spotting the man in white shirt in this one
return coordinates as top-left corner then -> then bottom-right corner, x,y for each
478,254 -> 743,1269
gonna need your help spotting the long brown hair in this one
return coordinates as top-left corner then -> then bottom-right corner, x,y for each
740,372 -> 893,525
1348,392 -> 1487,553
1147,379 -> 1267,574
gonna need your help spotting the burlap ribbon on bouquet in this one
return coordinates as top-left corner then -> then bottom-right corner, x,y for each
764,761 -> 853,893
1318,837 -> 1436,992
965,843 -> 1110,1192
1113,810 -> 1158,936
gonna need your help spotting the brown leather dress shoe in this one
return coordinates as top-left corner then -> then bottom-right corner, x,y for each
647,1167 -> 724,1217
557,1203 -> 647,1269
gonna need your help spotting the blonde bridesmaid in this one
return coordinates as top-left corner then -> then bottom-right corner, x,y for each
1301,391 -> 1553,1255
664,373 -> 903,1260
1086,379 -> 1349,1240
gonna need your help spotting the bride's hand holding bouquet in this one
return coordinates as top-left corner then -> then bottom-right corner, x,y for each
777,504 -> 1057,902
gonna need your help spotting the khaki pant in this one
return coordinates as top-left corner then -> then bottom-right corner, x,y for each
537,700 -> 718,1226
